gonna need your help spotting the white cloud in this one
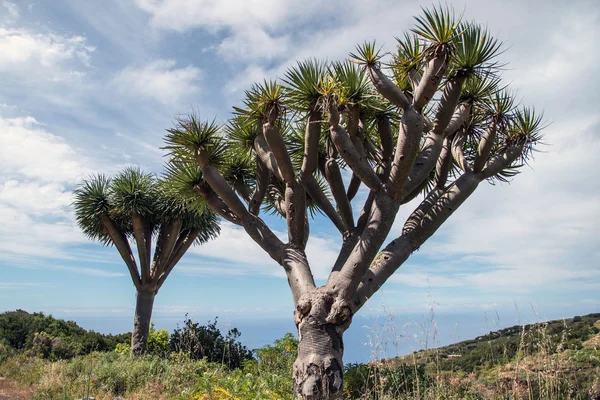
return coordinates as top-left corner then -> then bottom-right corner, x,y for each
114,59 -> 201,104
0,181 -> 72,215
0,26 -> 94,78
0,115 -> 92,184
134,0 -> 290,32
0,114 -> 95,262
394,116 -> 600,294
217,28 -> 290,61
186,221 -> 340,280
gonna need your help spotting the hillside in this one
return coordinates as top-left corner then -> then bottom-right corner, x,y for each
0,311 -> 599,399
382,313 -> 600,371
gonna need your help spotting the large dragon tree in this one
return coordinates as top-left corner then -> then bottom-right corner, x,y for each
164,5 -> 544,399
73,167 -> 219,356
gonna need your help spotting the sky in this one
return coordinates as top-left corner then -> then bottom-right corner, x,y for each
0,0 -> 599,358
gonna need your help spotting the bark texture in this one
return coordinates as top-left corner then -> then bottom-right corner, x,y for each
293,290 -> 350,399
130,289 -> 155,356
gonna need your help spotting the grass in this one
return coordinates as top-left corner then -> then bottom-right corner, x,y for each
0,313 -> 598,399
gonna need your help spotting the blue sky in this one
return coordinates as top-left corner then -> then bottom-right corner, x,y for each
0,0 -> 598,343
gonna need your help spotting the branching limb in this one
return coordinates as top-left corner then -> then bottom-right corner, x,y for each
195,184 -> 241,225
254,134 -> 284,181
432,75 -> 466,135
326,192 -> 398,302
474,121 -> 497,173
285,181 -> 307,248
346,174 -> 361,201
413,49 -> 448,110
451,128 -> 472,173
233,181 -> 252,203
443,104 -> 470,137
249,158 -> 269,215
196,150 -> 248,217
377,116 -> 394,171
131,212 -> 152,284
324,157 -> 355,230
282,246 -> 316,305
304,176 -> 347,234
151,217 -> 183,280
366,66 -> 410,109
263,117 -> 296,184
101,214 -> 142,290
434,136 -> 453,188
401,131 -> 443,199
156,228 -> 200,290
353,172 -> 480,311
195,149 -> 284,263
388,104 -> 425,202
479,143 -> 525,180
327,103 -> 382,191
299,109 -> 322,182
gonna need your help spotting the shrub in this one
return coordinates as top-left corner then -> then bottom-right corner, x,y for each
147,323 -> 169,356
169,316 -> 253,369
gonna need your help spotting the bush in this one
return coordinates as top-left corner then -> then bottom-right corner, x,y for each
147,323 -> 169,356
0,310 -> 129,358
169,316 -> 253,369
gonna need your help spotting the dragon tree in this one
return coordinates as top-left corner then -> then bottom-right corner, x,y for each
164,6 -> 544,399
73,167 -> 219,356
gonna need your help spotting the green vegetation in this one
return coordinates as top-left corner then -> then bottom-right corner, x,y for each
0,310 -> 129,360
0,312 -> 598,399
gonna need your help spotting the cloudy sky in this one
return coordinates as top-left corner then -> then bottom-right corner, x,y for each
1,0 -> 598,331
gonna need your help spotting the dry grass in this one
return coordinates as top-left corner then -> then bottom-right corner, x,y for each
0,377 -> 34,400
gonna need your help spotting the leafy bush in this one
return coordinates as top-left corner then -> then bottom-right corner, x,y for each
115,342 -> 130,356
147,323 -> 170,356
0,310 -> 130,359
169,316 -> 253,369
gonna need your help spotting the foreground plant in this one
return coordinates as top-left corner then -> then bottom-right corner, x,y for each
164,5 -> 544,399
73,167 -> 219,356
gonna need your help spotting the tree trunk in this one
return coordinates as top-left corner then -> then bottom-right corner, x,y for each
293,290 -> 350,399
130,289 -> 155,357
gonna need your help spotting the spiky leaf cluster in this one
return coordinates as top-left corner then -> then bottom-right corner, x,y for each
73,166 -> 218,246
164,4 -> 543,221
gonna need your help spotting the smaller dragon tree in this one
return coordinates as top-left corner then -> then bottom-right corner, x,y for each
73,166 -> 220,356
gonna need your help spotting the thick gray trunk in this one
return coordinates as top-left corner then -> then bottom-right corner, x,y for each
293,290 -> 349,400
130,289 -> 155,357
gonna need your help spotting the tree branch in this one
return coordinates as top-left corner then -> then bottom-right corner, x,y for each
451,128 -> 472,173
304,175 -> 347,234
131,212 -> 152,284
299,108 -> 322,182
413,50 -> 448,110
195,184 -> 241,225
353,172 -> 480,311
156,228 -> 200,289
479,143 -> 525,180
101,214 -> 141,290
254,134 -> 284,181
323,158 -> 355,230
263,119 -> 296,184
150,217 -> 183,281
366,66 -> 410,109
474,121 -> 497,173
282,246 -> 316,305
388,104 -> 425,202
285,181 -> 307,248
327,102 -> 382,191
249,157 -> 269,215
